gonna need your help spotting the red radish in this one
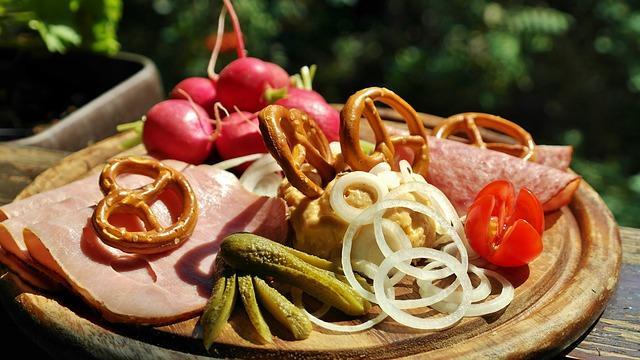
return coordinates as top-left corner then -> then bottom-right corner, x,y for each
275,87 -> 340,141
217,57 -> 289,112
143,99 -> 215,164
275,65 -> 340,141
215,111 -> 268,170
170,77 -> 217,115
168,4 -> 229,116
214,0 -> 289,112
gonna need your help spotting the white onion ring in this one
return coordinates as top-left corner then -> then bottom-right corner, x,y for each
371,199 -> 468,279
373,248 -> 472,330
252,172 -> 282,197
419,265 -> 513,317
213,153 -> 265,170
369,162 -> 391,175
386,181 -> 477,259
292,287 -> 389,333
341,199 -> 467,302
330,171 -> 388,223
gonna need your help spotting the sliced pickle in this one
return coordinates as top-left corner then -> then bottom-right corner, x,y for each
201,270 -> 237,350
221,233 -> 370,316
237,273 -> 273,344
253,276 -> 312,340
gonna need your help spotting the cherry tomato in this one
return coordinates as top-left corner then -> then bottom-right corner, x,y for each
465,180 -> 544,267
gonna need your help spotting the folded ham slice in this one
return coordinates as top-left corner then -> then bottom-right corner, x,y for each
0,159 -> 189,221
0,249 -> 62,291
23,165 -> 287,325
427,137 -> 580,214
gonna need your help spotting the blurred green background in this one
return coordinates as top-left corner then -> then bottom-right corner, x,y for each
2,0 -> 639,226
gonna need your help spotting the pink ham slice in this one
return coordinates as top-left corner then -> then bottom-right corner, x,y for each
0,160 -> 191,291
23,165 -> 287,325
0,249 -> 62,291
0,174 -> 101,222
0,159 -> 189,221
0,198 -> 88,264
427,137 -> 580,214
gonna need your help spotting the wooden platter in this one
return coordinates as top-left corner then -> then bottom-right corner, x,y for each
0,114 -> 622,359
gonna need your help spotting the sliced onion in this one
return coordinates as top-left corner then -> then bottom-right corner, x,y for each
370,199 -> 468,279
213,152 -> 265,170
236,153 -> 283,196
386,181 -> 478,259
419,265 -> 513,317
330,171 -> 388,223
341,198 -> 467,303
292,287 -> 389,333
398,160 -> 413,181
373,248 -> 472,330
369,162 -> 391,175
251,172 -> 282,197
329,141 -> 342,156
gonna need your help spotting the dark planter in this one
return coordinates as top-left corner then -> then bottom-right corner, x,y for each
1,48 -> 163,151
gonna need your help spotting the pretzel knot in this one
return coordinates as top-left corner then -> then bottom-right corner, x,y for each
92,156 -> 198,254
434,112 -> 536,161
258,105 -> 335,198
340,87 -> 429,177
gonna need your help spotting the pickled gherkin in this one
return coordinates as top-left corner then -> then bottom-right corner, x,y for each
253,277 -> 312,340
237,273 -> 273,343
201,270 -> 237,350
221,233 -> 370,316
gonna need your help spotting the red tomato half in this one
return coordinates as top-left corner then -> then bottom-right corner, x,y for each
465,180 -> 544,267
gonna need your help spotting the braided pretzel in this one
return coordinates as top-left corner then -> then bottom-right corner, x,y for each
92,157 -> 198,254
433,112 -> 536,161
258,105 -> 335,198
340,87 -> 429,177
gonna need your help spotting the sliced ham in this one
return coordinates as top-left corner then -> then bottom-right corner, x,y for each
0,174 -> 101,222
0,160 -> 191,291
23,165 -> 287,325
0,198 -> 88,263
427,137 -> 580,214
0,159 -> 189,221
0,249 -> 62,291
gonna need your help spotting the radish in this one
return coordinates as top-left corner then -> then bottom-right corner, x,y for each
170,77 -> 217,115
214,0 -> 289,112
275,87 -> 340,141
168,5 -> 229,115
143,96 -> 216,165
215,110 -> 268,171
275,65 -> 340,141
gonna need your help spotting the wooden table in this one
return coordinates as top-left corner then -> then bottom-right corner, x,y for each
0,144 -> 637,359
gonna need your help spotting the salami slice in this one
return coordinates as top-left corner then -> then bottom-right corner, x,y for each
426,137 -> 580,214
535,145 -> 573,170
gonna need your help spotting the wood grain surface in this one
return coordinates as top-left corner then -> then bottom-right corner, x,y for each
0,127 -> 635,359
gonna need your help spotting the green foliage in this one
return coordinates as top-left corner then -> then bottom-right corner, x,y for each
0,0 -> 122,54
1,0 -> 628,226
116,0 -> 640,226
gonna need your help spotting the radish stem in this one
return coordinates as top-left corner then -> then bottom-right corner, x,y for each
207,6 -> 227,80
234,105 -> 261,132
178,88 -> 213,140
211,102 -> 228,141
222,0 -> 246,59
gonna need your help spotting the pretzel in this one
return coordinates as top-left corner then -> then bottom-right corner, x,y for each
433,112 -> 536,161
340,87 -> 429,177
92,156 -> 198,254
258,105 -> 335,198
